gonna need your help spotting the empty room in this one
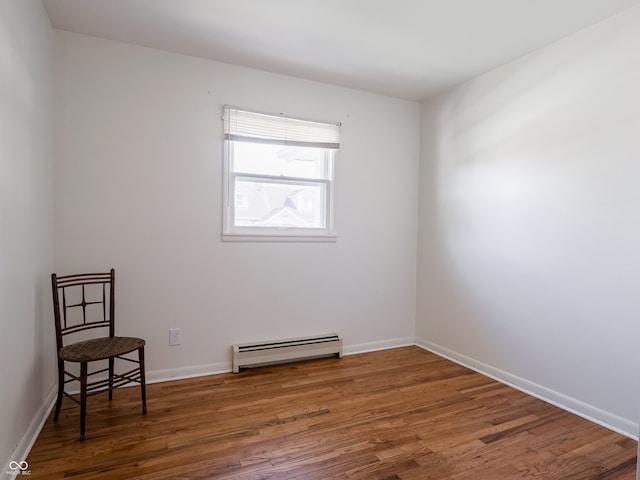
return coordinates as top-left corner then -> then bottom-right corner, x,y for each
3,0 -> 640,478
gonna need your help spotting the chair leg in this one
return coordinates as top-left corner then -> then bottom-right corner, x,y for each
54,359 -> 65,422
139,347 -> 147,414
80,362 -> 87,441
108,357 -> 114,401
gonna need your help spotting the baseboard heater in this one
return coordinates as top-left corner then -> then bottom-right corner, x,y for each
232,334 -> 343,373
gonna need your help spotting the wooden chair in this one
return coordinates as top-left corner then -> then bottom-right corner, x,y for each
51,268 -> 146,440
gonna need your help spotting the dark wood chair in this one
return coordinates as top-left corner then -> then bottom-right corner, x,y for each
51,268 -> 146,440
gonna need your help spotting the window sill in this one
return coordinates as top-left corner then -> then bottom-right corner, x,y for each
222,232 -> 338,243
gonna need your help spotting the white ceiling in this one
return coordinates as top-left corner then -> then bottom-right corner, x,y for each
41,0 -> 640,101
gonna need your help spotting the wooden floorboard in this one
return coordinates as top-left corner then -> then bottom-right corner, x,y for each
27,346 -> 637,479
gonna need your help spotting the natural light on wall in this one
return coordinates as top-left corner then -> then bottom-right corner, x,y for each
222,106 -> 341,241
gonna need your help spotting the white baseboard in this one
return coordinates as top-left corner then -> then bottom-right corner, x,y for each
4,386 -> 57,479
343,337 -> 415,356
145,362 -> 232,384
415,336 -> 638,440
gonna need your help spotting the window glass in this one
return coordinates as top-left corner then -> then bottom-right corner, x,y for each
223,107 -> 339,241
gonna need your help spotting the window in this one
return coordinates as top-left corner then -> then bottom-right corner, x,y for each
222,106 -> 341,241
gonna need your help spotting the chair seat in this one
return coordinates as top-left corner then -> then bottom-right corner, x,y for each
60,336 -> 145,362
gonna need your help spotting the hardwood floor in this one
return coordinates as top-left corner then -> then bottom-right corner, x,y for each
27,346 -> 636,479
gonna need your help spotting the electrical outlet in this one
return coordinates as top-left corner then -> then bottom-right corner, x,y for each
169,328 -> 182,346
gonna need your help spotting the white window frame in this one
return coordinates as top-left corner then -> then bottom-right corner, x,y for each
222,106 -> 340,242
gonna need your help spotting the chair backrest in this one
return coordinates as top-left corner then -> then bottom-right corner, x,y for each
51,269 -> 115,351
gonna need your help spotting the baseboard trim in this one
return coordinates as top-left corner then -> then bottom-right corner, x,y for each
4,385 -> 57,479
146,362 -> 232,384
342,337 -> 415,356
415,337 -> 638,440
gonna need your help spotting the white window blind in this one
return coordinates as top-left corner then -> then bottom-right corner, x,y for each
224,106 -> 341,149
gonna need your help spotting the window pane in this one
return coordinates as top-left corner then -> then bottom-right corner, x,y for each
234,178 -> 326,228
232,141 -> 328,180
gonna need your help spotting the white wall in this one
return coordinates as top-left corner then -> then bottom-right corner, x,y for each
53,31 -> 420,379
0,0 -> 55,471
417,5 -> 640,436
